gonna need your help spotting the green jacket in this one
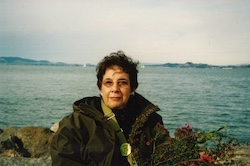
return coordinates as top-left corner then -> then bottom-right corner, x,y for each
51,93 -> 168,166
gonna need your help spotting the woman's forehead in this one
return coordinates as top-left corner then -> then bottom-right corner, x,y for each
108,65 -> 123,70
103,66 -> 129,79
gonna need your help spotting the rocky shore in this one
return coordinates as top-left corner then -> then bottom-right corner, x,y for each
0,156 -> 51,166
0,126 -> 249,166
0,126 -> 52,166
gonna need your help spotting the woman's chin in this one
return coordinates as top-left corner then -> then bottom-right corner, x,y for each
108,103 -> 125,110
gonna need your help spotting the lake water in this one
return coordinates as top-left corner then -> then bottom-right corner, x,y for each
0,65 -> 249,143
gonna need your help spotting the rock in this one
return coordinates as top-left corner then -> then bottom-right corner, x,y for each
0,156 -> 52,166
0,126 -> 53,158
0,126 -> 17,142
231,147 -> 250,165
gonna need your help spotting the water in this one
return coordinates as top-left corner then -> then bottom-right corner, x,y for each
0,65 -> 249,143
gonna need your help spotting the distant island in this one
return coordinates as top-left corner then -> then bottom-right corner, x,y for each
146,62 -> 250,69
0,57 -> 94,67
0,56 -> 249,69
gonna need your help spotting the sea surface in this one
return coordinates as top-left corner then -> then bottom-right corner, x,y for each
0,65 -> 249,143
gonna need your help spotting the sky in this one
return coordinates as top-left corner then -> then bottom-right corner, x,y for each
0,0 -> 250,65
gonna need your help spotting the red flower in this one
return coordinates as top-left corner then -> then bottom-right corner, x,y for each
189,162 -> 195,166
200,153 -> 214,163
146,141 -> 151,146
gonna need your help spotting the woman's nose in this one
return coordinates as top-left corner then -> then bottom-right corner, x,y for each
111,82 -> 120,92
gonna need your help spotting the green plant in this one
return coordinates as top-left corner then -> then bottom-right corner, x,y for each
142,123 -> 243,166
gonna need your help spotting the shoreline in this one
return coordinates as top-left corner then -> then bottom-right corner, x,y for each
0,156 -> 52,166
1,126 -> 249,165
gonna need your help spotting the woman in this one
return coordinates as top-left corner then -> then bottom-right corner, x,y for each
51,51 -> 169,165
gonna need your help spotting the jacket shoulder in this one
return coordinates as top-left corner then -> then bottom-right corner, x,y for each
73,96 -> 101,108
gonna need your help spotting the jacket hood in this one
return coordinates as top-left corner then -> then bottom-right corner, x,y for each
73,96 -> 104,122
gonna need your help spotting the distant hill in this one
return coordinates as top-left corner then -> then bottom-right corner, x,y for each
0,57 -> 249,68
147,62 -> 218,68
0,57 -> 83,66
145,62 -> 250,69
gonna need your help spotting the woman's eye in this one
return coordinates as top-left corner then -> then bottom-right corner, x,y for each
118,81 -> 128,86
103,80 -> 129,87
103,81 -> 113,87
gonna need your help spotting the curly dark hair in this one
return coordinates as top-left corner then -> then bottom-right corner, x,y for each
96,51 -> 139,91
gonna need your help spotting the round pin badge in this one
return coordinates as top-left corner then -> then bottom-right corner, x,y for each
120,143 -> 131,156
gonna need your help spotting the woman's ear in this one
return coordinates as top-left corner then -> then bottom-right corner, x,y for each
100,89 -> 103,96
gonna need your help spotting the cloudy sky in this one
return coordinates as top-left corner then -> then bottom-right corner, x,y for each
1,0 -> 249,65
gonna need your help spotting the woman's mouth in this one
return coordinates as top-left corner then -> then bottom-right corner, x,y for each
110,97 -> 122,101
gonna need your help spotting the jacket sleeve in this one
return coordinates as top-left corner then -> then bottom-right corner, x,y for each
50,113 -> 90,166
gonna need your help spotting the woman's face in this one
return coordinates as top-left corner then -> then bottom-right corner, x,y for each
100,65 -> 132,109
